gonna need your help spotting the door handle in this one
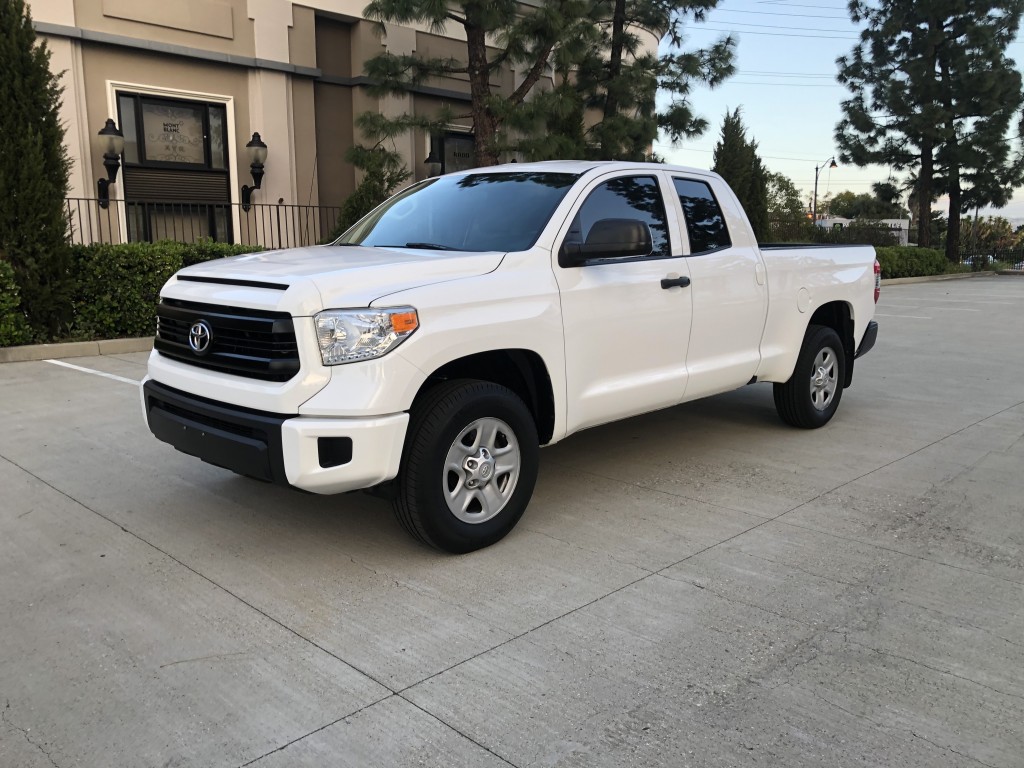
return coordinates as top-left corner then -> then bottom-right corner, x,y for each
661,276 -> 691,289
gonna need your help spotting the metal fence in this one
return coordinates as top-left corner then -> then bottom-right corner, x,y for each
65,198 -> 343,249
766,219 -> 902,246
958,248 -> 1024,270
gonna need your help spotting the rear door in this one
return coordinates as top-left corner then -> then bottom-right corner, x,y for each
668,175 -> 769,399
552,172 -> 694,433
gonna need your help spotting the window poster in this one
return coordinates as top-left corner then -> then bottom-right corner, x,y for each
142,102 -> 205,164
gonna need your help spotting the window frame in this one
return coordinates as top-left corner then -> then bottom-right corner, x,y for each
670,176 -> 733,257
557,172 -> 682,267
116,93 -> 230,173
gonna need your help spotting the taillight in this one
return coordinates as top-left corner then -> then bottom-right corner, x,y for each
873,259 -> 881,303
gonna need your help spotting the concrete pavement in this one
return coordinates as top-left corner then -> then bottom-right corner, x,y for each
1,279 -> 1022,767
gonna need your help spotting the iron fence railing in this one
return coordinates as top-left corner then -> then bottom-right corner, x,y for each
958,248 -> 1024,270
65,198 -> 343,249
765,219 -> 902,247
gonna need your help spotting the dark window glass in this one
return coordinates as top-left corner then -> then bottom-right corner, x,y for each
118,94 -> 140,164
572,176 -> 670,259
673,178 -> 731,254
340,172 -> 579,252
209,106 -> 227,170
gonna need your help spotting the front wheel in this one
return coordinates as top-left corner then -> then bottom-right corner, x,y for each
393,380 -> 539,553
774,324 -> 846,429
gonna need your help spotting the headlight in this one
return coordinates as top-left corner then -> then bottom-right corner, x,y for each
314,307 -> 419,365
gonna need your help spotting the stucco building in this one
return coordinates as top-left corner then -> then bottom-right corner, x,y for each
29,0 -> 660,245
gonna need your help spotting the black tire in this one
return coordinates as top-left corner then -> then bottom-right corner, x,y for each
393,379 -> 539,553
773,324 -> 846,429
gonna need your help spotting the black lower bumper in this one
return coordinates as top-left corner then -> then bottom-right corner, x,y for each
143,380 -> 289,484
855,320 -> 878,359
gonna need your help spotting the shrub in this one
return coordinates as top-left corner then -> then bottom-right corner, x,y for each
67,241 -> 262,341
875,246 -> 948,279
0,259 -> 31,346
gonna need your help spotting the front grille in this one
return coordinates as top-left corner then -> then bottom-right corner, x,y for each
155,298 -> 300,382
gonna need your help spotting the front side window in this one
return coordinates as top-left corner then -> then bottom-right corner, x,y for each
570,176 -> 670,259
339,172 -> 579,252
673,178 -> 731,254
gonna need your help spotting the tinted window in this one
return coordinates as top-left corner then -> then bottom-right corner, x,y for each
673,178 -> 731,254
340,172 -> 579,252
570,176 -> 670,259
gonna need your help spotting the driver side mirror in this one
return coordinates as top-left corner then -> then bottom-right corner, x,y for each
559,218 -> 653,267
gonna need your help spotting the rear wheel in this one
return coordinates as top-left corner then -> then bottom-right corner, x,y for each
774,324 -> 845,429
393,379 -> 539,553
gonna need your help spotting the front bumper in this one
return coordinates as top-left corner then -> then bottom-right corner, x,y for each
143,380 -> 408,494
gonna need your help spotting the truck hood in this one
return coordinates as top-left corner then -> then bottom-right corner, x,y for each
171,244 -> 505,314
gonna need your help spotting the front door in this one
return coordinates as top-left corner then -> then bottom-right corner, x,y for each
553,173 -> 694,433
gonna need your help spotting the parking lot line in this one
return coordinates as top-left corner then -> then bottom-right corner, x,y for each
44,359 -> 141,386
874,313 -> 932,319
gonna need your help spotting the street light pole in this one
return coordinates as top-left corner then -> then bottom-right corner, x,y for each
813,155 -> 838,223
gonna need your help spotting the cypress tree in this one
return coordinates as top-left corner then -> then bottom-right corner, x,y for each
712,108 -> 768,240
0,0 -> 73,338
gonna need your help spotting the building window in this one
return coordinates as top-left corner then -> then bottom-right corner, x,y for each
430,132 -> 475,175
116,93 -> 232,243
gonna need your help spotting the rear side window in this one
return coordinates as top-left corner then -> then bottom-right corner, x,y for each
573,176 -> 670,259
673,178 -> 731,255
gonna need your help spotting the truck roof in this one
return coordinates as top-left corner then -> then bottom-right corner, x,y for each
448,160 -> 718,178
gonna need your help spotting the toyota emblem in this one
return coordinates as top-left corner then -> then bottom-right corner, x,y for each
188,320 -> 213,355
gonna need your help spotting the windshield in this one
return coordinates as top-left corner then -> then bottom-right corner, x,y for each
336,171 -> 580,252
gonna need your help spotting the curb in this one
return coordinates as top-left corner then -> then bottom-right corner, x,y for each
0,337 -> 153,364
881,272 -> 1000,286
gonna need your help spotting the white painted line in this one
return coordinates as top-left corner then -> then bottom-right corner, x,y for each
909,297 -> 1013,304
875,313 -> 932,319
44,359 -> 141,386
936,307 -> 982,312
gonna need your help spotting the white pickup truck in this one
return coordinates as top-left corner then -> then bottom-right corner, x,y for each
143,161 -> 879,552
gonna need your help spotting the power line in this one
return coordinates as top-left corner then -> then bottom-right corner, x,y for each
725,81 -> 845,87
691,25 -> 860,40
701,18 -> 857,33
740,70 -> 836,78
715,9 -> 850,20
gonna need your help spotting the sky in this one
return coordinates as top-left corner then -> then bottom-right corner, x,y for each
655,0 -> 1024,220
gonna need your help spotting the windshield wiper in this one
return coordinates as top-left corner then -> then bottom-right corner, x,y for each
402,242 -> 458,250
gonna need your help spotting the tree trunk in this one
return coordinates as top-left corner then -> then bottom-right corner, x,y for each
465,22 -> 499,167
939,52 -> 961,263
598,0 -> 627,160
946,165 -> 962,263
917,135 -> 933,248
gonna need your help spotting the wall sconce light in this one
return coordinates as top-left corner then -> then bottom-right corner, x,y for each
425,135 -> 443,178
96,118 -> 124,209
241,132 -> 268,211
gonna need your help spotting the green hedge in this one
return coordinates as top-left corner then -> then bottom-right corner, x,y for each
67,241 -> 262,341
875,246 -> 949,279
0,259 -> 32,346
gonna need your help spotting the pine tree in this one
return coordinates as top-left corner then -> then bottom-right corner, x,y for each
572,0 -> 735,160
836,0 -> 1024,259
362,0 -> 596,167
712,108 -> 768,240
0,0 -> 73,338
